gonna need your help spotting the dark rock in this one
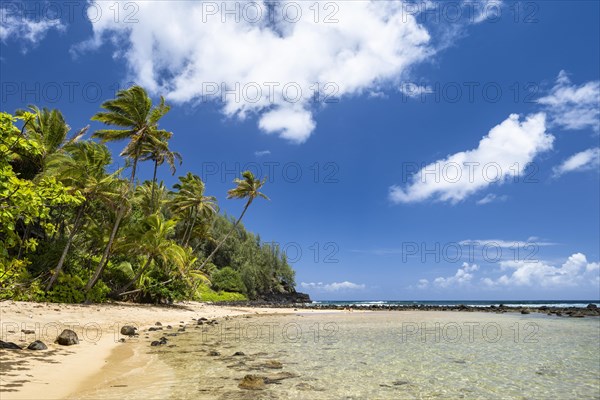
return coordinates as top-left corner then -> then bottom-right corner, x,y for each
521,310 -> 530,314
21,329 -> 35,334
199,317 -> 208,321
150,341 -> 162,346
233,351 -> 245,356
120,325 -> 137,336
155,322 -> 162,326
56,329 -> 79,346
119,338 -> 126,343
209,350 -> 221,356
166,325 -> 172,329
148,327 -> 162,332
0,340 -> 22,350
587,303 -> 598,309
239,375 -> 266,390
393,380 -> 409,386
27,340 -> 47,350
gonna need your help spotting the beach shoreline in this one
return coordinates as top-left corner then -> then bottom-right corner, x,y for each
0,300 -> 340,399
1,301 -> 599,399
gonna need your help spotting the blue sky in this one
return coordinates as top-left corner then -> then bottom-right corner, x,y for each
1,1 -> 599,300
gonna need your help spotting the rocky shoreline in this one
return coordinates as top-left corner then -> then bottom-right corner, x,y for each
216,298 -> 600,318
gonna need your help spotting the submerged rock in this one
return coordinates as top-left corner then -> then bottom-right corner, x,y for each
262,360 -> 283,369
239,375 -> 266,390
56,329 -> 79,346
264,371 -> 299,383
0,340 -> 22,350
27,340 -> 47,350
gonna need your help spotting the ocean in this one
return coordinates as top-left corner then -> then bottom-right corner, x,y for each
310,300 -> 600,308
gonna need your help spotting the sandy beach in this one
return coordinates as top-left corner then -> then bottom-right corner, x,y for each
0,301 -> 339,400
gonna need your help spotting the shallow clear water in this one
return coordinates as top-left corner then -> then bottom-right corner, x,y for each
78,312 -> 600,399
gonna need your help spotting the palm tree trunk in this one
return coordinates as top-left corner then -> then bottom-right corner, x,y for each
85,208 -> 123,293
184,208 -> 198,247
193,200 -> 252,290
85,156 -> 139,294
46,203 -> 86,292
150,158 -> 158,212
116,257 -> 152,295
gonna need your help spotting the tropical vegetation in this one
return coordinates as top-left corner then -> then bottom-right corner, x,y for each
0,86 -> 295,303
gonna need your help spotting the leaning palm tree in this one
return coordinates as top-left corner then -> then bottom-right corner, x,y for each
85,86 -> 173,293
44,141 -> 121,291
91,85 -> 173,185
194,171 -> 268,284
170,173 -> 218,247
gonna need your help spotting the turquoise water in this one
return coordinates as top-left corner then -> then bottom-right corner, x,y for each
77,311 -> 600,399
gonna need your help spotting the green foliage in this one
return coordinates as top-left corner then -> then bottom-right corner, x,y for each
0,90 -> 297,305
195,283 -> 247,302
46,274 -> 86,303
211,266 -> 246,293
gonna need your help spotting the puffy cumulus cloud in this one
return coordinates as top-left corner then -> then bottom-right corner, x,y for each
389,113 -> 553,204
300,281 -> 366,292
78,0 -> 436,143
537,71 -> 600,132
553,147 -> 600,177
0,7 -> 64,47
432,262 -> 479,288
417,278 -> 430,289
482,253 -> 600,288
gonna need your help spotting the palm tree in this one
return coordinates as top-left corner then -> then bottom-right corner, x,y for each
170,173 -> 218,247
113,213 -> 182,295
44,141 -> 122,291
140,138 -> 182,211
14,105 -> 87,178
85,86 -> 173,293
194,171 -> 268,286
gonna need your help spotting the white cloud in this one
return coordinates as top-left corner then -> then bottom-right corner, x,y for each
484,253 -> 600,288
459,238 -> 555,248
0,8 -> 64,47
432,262 -> 479,288
300,281 -> 366,292
254,150 -> 271,157
476,193 -> 507,205
79,0 -> 437,143
389,113 -> 553,204
553,147 -> 600,177
417,278 -> 429,289
537,70 -> 600,132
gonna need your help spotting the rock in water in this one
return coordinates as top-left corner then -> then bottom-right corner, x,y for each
27,340 -> 47,350
239,375 -> 266,390
120,326 -> 137,336
587,303 -> 598,309
262,360 -> 283,369
56,329 -> 79,346
0,340 -> 22,350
